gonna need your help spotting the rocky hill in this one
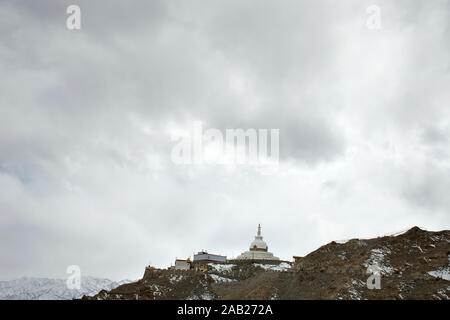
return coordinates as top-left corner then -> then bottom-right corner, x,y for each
84,227 -> 449,300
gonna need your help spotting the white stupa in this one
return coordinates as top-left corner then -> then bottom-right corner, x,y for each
235,224 -> 279,261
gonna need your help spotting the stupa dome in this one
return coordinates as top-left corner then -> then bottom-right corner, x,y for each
249,224 -> 268,251
235,224 -> 279,261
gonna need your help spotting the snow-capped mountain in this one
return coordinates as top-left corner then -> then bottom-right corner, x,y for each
0,276 -> 130,300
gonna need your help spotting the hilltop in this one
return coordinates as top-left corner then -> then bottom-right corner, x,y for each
84,227 -> 449,300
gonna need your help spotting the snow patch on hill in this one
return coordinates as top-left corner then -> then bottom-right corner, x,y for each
209,274 -> 235,283
210,264 -> 235,273
428,267 -> 450,281
254,262 -> 291,271
363,248 -> 394,275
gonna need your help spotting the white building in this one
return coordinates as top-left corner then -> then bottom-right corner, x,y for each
174,259 -> 191,270
235,224 -> 280,261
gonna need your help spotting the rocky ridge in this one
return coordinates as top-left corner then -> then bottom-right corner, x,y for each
85,227 -> 449,300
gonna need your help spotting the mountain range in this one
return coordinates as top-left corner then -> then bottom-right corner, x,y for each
0,276 -> 130,300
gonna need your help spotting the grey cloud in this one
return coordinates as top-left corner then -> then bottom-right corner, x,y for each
0,0 -> 449,281
402,166 -> 450,214
1,0 -> 348,164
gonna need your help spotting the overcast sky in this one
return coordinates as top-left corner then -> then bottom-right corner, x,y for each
0,0 -> 449,281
